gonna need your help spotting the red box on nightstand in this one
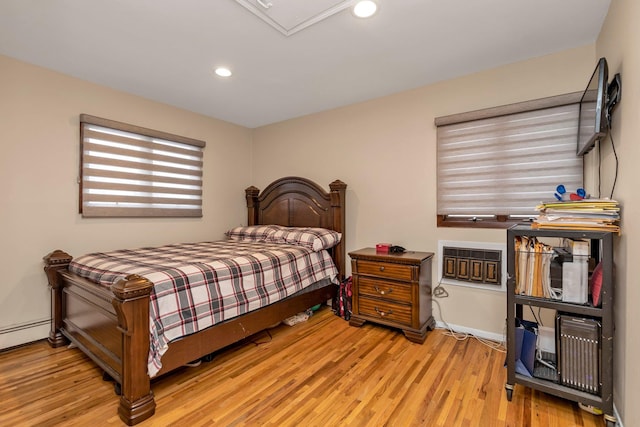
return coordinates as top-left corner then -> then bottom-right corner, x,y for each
376,243 -> 391,254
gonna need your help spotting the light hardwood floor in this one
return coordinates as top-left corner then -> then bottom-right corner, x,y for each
0,307 -> 603,426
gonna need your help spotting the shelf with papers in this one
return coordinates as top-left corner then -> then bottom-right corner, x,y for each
505,224 -> 616,426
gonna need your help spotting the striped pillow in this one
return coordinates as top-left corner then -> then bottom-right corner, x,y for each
225,225 -> 281,241
268,227 -> 341,252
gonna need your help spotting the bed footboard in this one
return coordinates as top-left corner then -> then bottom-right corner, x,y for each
43,251 -> 156,425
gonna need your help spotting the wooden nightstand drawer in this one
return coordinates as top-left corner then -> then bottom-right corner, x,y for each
358,277 -> 412,303
358,297 -> 412,326
356,260 -> 413,281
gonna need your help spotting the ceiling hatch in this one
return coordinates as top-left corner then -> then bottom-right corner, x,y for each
234,0 -> 355,36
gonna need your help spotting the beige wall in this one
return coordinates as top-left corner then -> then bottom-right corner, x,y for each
597,0 -> 640,425
0,54 -> 253,347
253,45 -> 596,338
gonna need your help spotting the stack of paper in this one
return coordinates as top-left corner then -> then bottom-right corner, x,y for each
532,199 -> 621,234
514,236 -> 559,299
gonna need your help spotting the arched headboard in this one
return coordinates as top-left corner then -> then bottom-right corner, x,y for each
245,177 -> 347,280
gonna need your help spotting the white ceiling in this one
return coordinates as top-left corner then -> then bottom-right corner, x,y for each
0,0 -> 611,128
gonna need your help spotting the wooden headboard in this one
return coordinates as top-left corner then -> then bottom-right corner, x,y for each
245,176 -> 347,280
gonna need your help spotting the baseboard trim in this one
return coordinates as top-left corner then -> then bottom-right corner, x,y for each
434,320 -> 504,344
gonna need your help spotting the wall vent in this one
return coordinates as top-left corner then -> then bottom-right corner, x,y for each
437,240 -> 506,292
443,246 -> 501,285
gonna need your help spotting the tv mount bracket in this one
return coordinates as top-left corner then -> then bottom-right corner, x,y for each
606,73 -> 622,125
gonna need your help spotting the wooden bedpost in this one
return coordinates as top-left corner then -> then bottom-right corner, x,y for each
43,250 -> 73,348
329,180 -> 347,280
245,185 -> 260,226
112,274 -> 156,426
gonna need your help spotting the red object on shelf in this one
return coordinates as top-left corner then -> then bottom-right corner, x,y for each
376,243 -> 391,254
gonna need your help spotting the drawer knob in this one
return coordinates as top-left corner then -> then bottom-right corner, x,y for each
374,307 -> 393,317
379,266 -> 385,272
374,286 -> 393,295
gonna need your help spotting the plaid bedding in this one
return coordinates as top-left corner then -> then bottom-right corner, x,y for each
68,240 -> 339,377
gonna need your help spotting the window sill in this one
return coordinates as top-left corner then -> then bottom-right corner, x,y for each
437,215 -> 533,229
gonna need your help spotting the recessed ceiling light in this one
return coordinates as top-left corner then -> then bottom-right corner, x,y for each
353,1 -> 378,18
215,67 -> 232,77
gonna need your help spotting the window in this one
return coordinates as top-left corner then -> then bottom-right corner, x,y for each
435,93 -> 583,228
79,114 -> 206,218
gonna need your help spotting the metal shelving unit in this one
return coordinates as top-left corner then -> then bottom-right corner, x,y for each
505,224 -> 616,427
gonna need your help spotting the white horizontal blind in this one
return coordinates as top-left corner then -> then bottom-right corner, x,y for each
80,115 -> 205,217
437,103 -> 582,218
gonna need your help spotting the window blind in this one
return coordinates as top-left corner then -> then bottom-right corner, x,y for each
79,114 -> 206,218
436,103 -> 582,221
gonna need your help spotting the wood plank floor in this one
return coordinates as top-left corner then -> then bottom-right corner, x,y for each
0,307 -> 603,426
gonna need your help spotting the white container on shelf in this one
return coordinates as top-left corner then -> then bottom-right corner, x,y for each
562,261 -> 588,304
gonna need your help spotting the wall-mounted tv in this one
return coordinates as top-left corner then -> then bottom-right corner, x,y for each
576,57 -> 609,156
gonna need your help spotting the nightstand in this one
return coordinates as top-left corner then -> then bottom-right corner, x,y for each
348,248 -> 435,343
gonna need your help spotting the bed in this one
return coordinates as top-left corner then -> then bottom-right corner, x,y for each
43,176 -> 347,425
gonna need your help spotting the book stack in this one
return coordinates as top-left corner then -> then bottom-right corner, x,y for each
532,199 -> 621,234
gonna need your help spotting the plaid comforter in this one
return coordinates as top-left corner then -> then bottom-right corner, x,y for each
68,240 -> 339,376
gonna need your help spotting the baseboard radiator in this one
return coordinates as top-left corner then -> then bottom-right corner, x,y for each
0,318 -> 50,350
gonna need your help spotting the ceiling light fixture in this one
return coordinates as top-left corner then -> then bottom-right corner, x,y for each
215,67 -> 232,77
353,0 -> 378,18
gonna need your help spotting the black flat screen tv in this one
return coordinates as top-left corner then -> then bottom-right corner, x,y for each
577,57 -> 609,156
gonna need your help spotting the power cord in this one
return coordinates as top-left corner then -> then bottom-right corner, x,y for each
597,141 -> 602,199
596,128 -> 619,199
609,131 -> 619,199
529,305 -> 543,327
433,281 -> 449,298
432,280 -> 506,353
